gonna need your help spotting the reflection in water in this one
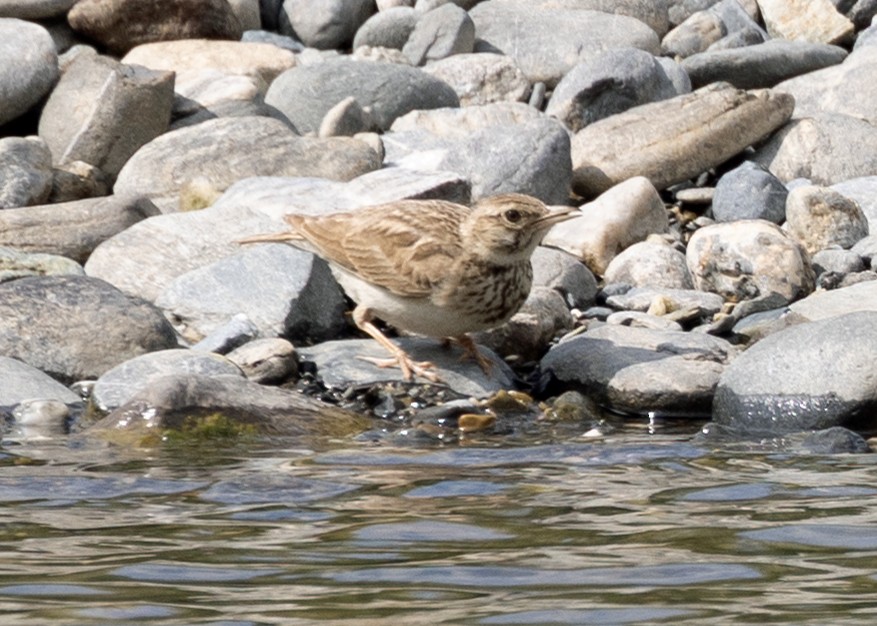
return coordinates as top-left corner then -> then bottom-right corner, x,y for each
1,431 -> 877,624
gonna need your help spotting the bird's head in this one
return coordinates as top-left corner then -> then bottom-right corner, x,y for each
461,194 -> 578,263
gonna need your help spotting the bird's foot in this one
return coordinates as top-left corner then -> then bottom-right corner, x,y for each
358,355 -> 442,383
452,335 -> 494,376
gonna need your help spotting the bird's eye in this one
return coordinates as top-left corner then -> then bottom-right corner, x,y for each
504,209 -> 522,223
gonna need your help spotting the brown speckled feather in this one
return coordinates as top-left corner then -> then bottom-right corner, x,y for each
284,199 -> 469,298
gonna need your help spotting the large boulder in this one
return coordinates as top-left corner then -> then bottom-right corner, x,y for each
0,19 -> 58,126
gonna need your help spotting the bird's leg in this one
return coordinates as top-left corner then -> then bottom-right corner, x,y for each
453,334 -> 494,376
352,306 -> 441,383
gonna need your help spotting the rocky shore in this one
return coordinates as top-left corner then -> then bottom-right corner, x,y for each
2,0 -> 877,452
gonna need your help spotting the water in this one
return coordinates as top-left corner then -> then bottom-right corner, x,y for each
2,422 -> 877,625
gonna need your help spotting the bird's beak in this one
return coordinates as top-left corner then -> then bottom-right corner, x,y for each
536,206 -> 580,229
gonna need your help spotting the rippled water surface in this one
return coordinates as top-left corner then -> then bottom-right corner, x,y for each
3,421 -> 877,625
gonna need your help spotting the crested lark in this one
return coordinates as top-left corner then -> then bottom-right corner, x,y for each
241,193 -> 577,382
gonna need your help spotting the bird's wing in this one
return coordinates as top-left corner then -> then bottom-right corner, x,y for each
285,200 -> 468,298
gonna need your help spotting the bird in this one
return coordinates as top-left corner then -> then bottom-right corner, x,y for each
239,193 -> 578,382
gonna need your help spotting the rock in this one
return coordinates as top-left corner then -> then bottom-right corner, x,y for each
385,102 -> 571,204
852,234 -> 877,265
0,195 -> 158,263
68,0 -> 243,56
0,275 -> 178,384
38,53 -> 174,180
812,248 -> 866,277
605,286 -> 725,319
318,96 -> 376,137
785,185 -> 869,255
472,287 -> 573,361
711,160 -> 788,223
712,311 -> 877,437
848,0 -> 877,30
280,0 -> 375,49
403,3 -> 474,65
225,337 -> 298,383
571,83 -> 794,197
603,239 -> 693,290
540,324 -> 738,416
168,69 -> 282,130
0,0 -> 76,19
0,356 -> 81,407
469,2 -> 661,87
543,177 -> 668,275
606,311 -> 683,331
789,279 -> 877,321
531,246 -> 598,310
0,136 -> 53,209
298,337 -> 516,398
422,53 -> 530,106
87,373 -> 371,445
753,114 -> 877,186
775,46 -> 877,126
546,48 -> 686,133
682,40 -> 848,90
0,246 -> 84,283
191,313 -> 259,354
85,168 -> 471,302
0,19 -> 58,126
114,116 -> 381,200
228,0 -> 260,31
662,0 -> 766,58
353,6 -> 418,49
832,177 -> 877,232
241,28 -> 305,52
758,0 -> 854,45
686,220 -> 815,303
90,348 -> 244,414
49,160 -> 111,203
155,243 -> 348,344
266,58 -> 458,134
122,39 -> 297,84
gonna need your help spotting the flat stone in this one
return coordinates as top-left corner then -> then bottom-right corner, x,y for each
422,53 -> 530,106
540,324 -> 738,416
0,136 -> 53,209
605,286 -> 725,317
0,356 -> 81,407
0,246 -> 84,283
712,311 -> 877,437
0,19 -> 58,126
571,83 -> 794,197
789,279 -> 877,321
0,0 -> 76,19
757,0 -> 854,45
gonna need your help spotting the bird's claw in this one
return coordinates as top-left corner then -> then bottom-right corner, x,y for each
357,355 -> 443,383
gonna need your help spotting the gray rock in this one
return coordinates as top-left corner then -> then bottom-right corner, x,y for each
469,2 -> 661,88
832,177 -> 877,232
546,48 -> 686,133
472,287 -> 573,361
662,0 -> 766,58
682,39 -> 847,90
603,239 -> 694,290
403,3 -> 474,65
571,83 -> 794,197
191,313 -> 259,354
225,337 -> 298,383
265,59 -> 459,133
85,168 -> 471,302
753,113 -> 877,186
156,243 -> 348,344
606,311 -> 683,331
0,0 -> 76,19
785,185 -> 869,255
385,103 -> 571,204
68,0 -> 243,56
87,373 -> 371,444
90,348 -> 244,414
38,53 -> 174,180
318,97 -> 376,138
114,116 -> 381,199
812,248 -> 866,276
0,137 -> 53,209
48,160 -> 111,203
0,194 -> 158,263
280,0 -> 375,49
298,337 -> 516,398
0,356 -> 81,407
0,275 -> 178,384
776,46 -> 877,126
540,324 -> 738,416
543,177 -> 668,275
686,220 -> 815,304
605,287 -> 725,318
241,28 -> 305,52
0,246 -> 84,283
847,0 -> 877,30
758,0 -> 854,45
712,311 -> 877,437
422,53 -> 530,106
0,19 -> 58,126
353,6 -> 418,49
712,160 -> 788,223
531,246 -> 598,311
789,279 -> 877,321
